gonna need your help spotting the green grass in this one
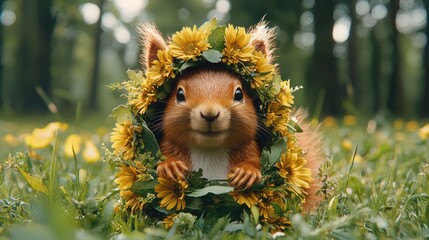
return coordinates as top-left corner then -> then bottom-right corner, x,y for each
0,117 -> 428,239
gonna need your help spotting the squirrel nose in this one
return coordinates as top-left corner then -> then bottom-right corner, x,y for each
200,111 -> 220,123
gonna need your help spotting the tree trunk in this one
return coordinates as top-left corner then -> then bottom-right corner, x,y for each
12,0 -> 54,113
0,0 -> 5,109
386,0 -> 405,116
347,0 -> 359,108
370,29 -> 381,113
422,0 -> 429,117
306,0 -> 343,116
88,0 -> 106,111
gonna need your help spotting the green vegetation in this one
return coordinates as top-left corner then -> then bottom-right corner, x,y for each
1,118 -> 428,239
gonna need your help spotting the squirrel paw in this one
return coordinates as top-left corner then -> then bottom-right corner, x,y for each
228,166 -> 262,189
157,160 -> 189,180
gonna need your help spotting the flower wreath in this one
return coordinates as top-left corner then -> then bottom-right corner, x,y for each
110,18 -> 313,232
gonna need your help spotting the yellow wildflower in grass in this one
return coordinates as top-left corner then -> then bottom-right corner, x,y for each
146,49 -> 175,87
265,81 -> 294,137
129,81 -> 157,115
114,162 -> 145,191
45,122 -> 68,132
343,115 -> 357,126
4,134 -> 20,147
342,139 -> 353,151
28,149 -> 43,160
323,116 -> 337,128
111,121 -> 136,161
25,128 -> 55,149
163,213 -> 178,229
276,136 -> 312,192
168,26 -> 210,61
82,140 -> 100,163
419,123 -> 429,140
64,134 -> 82,157
250,51 -> 275,89
120,190 -> 145,213
229,190 -> 259,208
222,24 -> 254,65
155,177 -> 188,211
24,122 -> 68,149
406,120 -> 419,132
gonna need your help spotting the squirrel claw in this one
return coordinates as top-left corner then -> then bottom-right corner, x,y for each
228,167 -> 261,189
157,160 -> 189,180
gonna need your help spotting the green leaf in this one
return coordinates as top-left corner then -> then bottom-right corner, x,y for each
111,105 -> 132,123
130,179 -> 158,195
187,185 -> 234,197
199,17 -> 218,34
261,140 -> 287,169
202,50 -> 223,63
178,61 -> 201,72
17,167 -> 48,194
208,26 -> 226,51
141,121 -> 160,156
288,117 -> 304,133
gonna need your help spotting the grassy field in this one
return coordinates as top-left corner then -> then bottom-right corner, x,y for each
0,115 -> 428,239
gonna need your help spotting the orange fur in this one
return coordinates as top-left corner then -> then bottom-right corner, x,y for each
139,21 -> 325,201
292,109 -> 324,211
159,67 -> 261,188
138,23 -> 167,69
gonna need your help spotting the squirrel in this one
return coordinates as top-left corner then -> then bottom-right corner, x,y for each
138,22 -> 324,210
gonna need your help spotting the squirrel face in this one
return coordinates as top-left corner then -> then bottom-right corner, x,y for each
162,67 -> 258,149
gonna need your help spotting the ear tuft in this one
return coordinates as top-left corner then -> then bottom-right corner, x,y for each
249,20 -> 277,64
138,23 -> 167,70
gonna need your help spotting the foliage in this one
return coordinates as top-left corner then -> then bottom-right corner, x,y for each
0,117 -> 428,239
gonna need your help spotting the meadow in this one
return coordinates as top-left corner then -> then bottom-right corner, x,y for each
0,115 -> 428,239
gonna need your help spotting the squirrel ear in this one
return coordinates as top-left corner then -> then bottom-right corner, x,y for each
138,23 -> 167,69
249,20 -> 277,63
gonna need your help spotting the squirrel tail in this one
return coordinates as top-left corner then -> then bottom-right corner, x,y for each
292,108 -> 325,212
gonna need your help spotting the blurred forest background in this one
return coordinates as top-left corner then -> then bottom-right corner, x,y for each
0,0 -> 428,120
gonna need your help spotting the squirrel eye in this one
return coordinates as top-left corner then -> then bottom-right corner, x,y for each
234,87 -> 244,102
176,87 -> 186,103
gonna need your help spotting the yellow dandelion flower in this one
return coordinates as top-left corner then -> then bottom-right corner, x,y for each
323,116 -> 337,128
168,26 -> 210,61
45,122 -> 68,132
120,190 -> 145,213
251,51 -> 275,89
257,190 -> 275,219
261,216 -> 291,233
64,134 -> 82,157
265,81 -> 294,137
28,149 -> 43,160
82,140 -> 100,163
419,123 -> 429,140
147,50 -> 175,87
155,177 -> 188,211
277,81 -> 294,108
342,139 -> 353,151
163,213 -> 178,229
129,81 -> 157,115
276,140 -> 312,190
24,128 -> 55,149
229,190 -> 259,208
114,162 -> 145,191
222,24 -> 255,65
343,115 -> 357,126
110,121 -> 136,161
4,134 -> 20,147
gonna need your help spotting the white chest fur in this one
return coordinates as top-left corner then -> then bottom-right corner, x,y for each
190,148 -> 230,180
